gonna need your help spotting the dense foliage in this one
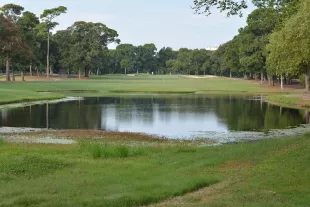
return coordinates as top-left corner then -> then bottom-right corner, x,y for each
1,0 -> 310,91
0,3 -> 217,78
193,0 -> 310,90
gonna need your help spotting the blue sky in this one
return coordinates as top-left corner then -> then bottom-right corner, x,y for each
2,0 -> 254,50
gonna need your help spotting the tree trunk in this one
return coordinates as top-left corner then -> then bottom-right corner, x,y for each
21,69 -> 25,81
84,69 -> 89,78
229,70 -> 232,78
79,69 -> 81,79
36,66 -> 39,77
30,63 -> 32,76
97,69 -> 99,76
261,71 -> 264,84
268,75 -> 271,86
5,55 -> 10,81
281,74 -> 284,91
305,65 -> 310,92
12,66 -> 15,81
46,29 -> 50,78
125,68 -> 127,75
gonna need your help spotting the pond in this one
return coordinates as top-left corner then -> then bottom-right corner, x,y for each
0,95 -> 309,142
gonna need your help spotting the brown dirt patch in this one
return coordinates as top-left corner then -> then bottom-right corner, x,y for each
246,79 -> 304,91
146,161 -> 254,207
1,129 -> 216,146
219,161 -> 255,172
147,180 -> 233,207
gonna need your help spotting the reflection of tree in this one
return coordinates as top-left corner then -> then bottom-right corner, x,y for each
0,96 -> 307,132
211,96 -> 306,131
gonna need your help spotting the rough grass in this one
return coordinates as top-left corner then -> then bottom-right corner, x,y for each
0,135 -> 309,207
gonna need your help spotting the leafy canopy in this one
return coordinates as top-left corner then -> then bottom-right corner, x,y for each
267,0 -> 310,75
192,0 -> 294,16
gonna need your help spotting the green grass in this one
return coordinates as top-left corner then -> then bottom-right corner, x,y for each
266,94 -> 310,109
0,75 -> 281,104
0,135 -> 309,207
2,74 -> 308,108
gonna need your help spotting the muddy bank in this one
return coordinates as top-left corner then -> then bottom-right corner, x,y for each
0,128 -> 217,145
1,125 -> 310,146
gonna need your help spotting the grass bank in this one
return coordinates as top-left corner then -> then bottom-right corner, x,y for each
0,134 -> 309,207
266,94 -> 310,109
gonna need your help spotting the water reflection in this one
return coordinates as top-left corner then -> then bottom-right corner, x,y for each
0,95 -> 308,138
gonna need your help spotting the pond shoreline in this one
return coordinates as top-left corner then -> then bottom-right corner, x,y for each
0,92 -> 308,110
1,125 -> 310,146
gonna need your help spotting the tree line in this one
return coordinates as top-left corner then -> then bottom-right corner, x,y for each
194,0 -> 310,91
0,3 -> 216,80
1,0 -> 310,92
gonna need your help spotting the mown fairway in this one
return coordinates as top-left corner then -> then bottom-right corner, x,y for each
0,74 -> 282,105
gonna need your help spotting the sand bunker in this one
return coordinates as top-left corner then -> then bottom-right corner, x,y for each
182,75 -> 217,79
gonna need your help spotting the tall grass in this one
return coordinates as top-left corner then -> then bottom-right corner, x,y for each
80,141 -> 148,159
0,138 -> 4,147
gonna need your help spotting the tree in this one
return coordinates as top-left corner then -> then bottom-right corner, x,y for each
192,0 -> 294,17
237,8 -> 279,81
0,4 -> 24,21
39,6 -> 67,78
157,47 -> 177,74
210,44 -> 227,76
56,21 -> 119,78
224,39 -> 241,78
137,44 -> 157,73
166,59 -> 183,74
116,44 -> 136,74
0,4 -> 24,81
17,11 -> 40,78
267,0 -> 310,91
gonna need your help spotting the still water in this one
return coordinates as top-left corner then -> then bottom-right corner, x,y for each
0,95 -> 309,140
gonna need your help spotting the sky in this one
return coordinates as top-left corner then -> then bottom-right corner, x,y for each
2,0 -> 254,50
